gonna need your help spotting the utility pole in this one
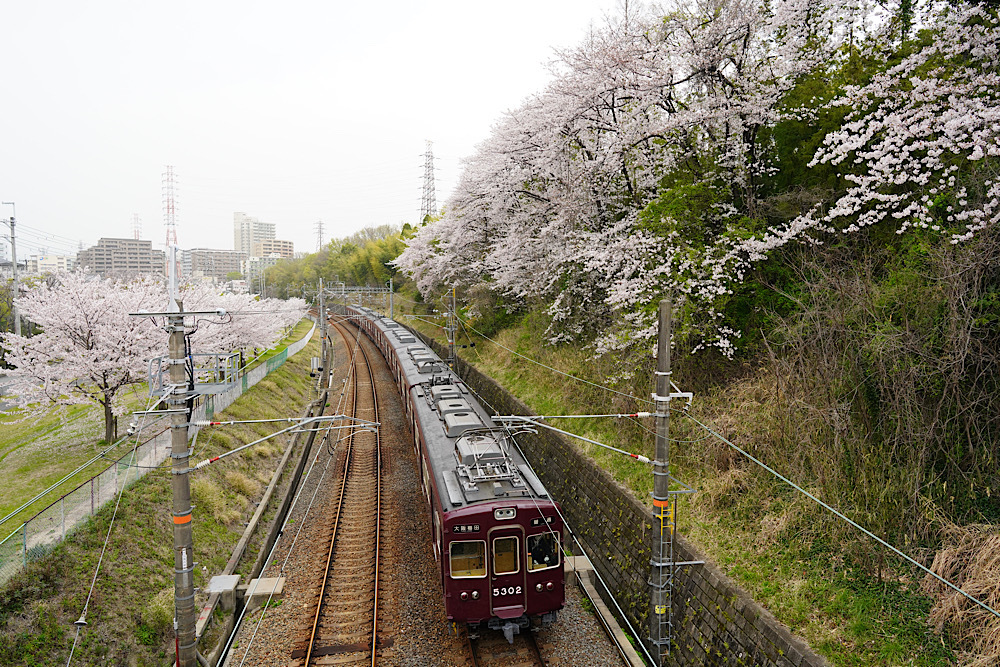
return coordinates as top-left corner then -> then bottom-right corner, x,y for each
446,287 -> 456,368
388,277 -> 394,319
319,278 -> 326,366
649,297 -> 672,664
167,300 -> 197,667
2,202 -> 19,336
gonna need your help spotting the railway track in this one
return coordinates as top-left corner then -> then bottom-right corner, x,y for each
466,629 -> 547,667
291,318 -> 383,666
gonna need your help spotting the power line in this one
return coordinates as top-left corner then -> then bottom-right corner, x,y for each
683,412 -> 1000,622
420,309 -> 1000,626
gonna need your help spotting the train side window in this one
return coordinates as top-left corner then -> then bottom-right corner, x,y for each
493,537 -> 520,575
449,541 -> 486,577
527,533 -> 560,571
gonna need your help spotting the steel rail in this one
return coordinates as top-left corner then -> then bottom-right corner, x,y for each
302,320 -> 359,666
465,630 -> 545,667
354,330 -> 383,667
300,317 -> 382,666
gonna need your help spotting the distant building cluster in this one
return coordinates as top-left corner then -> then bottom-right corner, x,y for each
59,212 -> 294,293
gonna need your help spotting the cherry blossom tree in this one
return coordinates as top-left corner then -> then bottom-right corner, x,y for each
398,0 -> 842,346
1,271 -> 164,443
399,0 -> 998,361
1,272 -> 308,443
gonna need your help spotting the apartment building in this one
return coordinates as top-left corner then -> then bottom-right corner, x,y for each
251,239 -> 294,259
25,254 -> 76,275
76,238 -> 166,277
187,248 -> 247,281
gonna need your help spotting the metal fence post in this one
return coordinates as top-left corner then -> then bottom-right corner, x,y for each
22,523 -> 27,566
61,497 -> 65,540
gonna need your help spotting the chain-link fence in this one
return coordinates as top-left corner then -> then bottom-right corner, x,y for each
0,321 -> 315,586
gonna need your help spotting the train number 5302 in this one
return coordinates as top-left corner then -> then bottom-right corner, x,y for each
493,586 -> 522,596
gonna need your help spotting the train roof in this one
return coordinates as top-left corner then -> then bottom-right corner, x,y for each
349,307 -> 551,512
411,381 -> 550,510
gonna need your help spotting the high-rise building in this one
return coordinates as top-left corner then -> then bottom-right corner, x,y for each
77,238 -> 166,277
233,212 -> 275,257
251,239 -> 294,259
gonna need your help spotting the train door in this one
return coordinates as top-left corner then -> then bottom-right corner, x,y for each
487,526 -> 526,618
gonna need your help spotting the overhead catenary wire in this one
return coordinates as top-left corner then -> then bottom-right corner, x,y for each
460,378 -> 659,667
420,311 -> 1000,629
455,313 -> 651,406
682,412 -> 1000,622
230,316 -> 370,663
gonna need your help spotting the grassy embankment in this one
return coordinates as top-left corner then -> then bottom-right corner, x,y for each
0,327 -> 319,666
403,307 -> 956,666
0,319 -> 314,532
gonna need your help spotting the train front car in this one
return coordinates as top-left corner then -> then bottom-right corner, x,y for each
440,454 -> 564,642
411,377 -> 565,642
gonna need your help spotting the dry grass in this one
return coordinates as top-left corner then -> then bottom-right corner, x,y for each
192,471 -> 244,526
224,470 -> 261,497
925,523 -> 1000,665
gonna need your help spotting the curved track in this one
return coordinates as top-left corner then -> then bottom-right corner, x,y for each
292,317 -> 383,666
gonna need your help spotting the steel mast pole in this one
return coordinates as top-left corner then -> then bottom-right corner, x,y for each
649,298 -> 672,664
2,202 -> 18,336
168,299 -> 197,667
447,287 -> 456,368
319,277 -> 326,365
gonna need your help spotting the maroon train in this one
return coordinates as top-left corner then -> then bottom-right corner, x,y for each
344,305 -> 564,641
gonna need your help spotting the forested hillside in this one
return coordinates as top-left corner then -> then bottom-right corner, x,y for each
271,0 -> 1000,660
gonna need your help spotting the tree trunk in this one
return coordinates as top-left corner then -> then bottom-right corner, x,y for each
104,400 -> 115,444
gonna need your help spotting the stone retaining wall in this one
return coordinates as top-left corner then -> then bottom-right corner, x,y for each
413,331 -> 827,667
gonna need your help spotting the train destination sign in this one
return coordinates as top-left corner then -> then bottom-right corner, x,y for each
452,524 -> 481,534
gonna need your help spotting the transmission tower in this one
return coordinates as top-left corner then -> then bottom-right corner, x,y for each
315,220 -> 325,252
162,166 -> 181,278
420,140 -> 436,223
132,213 -> 142,240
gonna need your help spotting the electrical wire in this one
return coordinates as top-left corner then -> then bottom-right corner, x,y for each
396,312 -> 448,330
65,393 -> 158,665
455,313 -> 652,406
228,317 -> 365,662
681,412 -> 1000,621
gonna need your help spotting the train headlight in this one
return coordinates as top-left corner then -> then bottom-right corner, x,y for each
535,583 -> 543,592
494,508 -> 516,521
471,590 -> 480,600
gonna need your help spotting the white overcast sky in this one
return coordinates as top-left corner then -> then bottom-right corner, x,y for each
0,0 -> 621,259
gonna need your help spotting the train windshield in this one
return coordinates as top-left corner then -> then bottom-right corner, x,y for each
528,533 -> 560,571
493,536 -> 520,575
449,541 -> 486,578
